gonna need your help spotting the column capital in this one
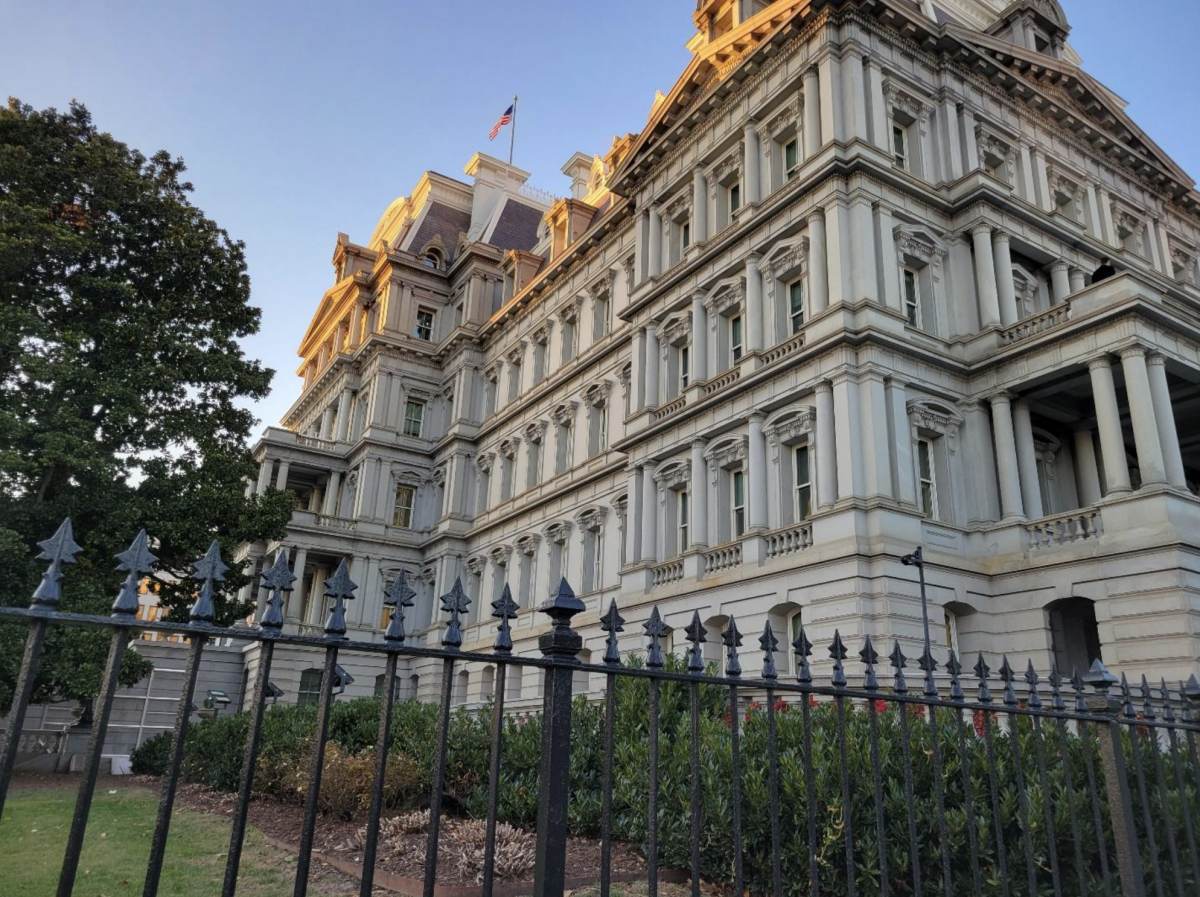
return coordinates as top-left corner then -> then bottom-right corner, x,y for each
806,208 -> 827,225
1087,354 -> 1114,371
749,411 -> 766,425
691,438 -> 708,450
1146,352 -> 1168,369
991,229 -> 1012,246
987,389 -> 1016,405
970,222 -> 994,238
814,380 -> 834,396
1050,260 -> 1070,274
746,252 -> 762,266
743,117 -> 759,131
1118,344 -> 1148,360
641,459 -> 658,473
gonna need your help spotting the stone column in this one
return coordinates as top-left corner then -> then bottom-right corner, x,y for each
972,224 -> 1002,328
1088,356 -> 1132,494
989,392 -> 1025,520
374,461 -> 394,521
815,382 -> 837,508
807,210 -> 829,313
630,327 -> 646,412
818,54 -> 844,144
1012,399 -> 1044,519
825,201 -> 848,306
692,168 -> 708,244
634,209 -> 647,285
691,293 -> 708,382
743,121 -> 761,206
640,461 -> 658,562
1119,346 -> 1167,486
1074,429 -> 1103,506
749,413 -> 768,531
746,254 -> 764,354
274,460 -> 290,492
287,548 -> 308,621
1084,182 -> 1104,239
648,205 -> 663,277
845,50 -> 868,142
887,378 -> 917,506
335,387 -> 354,442
941,98 -> 963,180
1050,262 -> 1072,304
992,230 -> 1018,327
1018,142 -> 1035,202
626,466 -> 643,566
322,470 -> 342,516
1069,267 -> 1086,294
802,66 -> 822,155
849,197 -> 878,304
690,440 -> 709,549
1146,354 -> 1187,489
644,326 -> 660,407
859,371 -> 893,499
1032,148 -> 1053,213
256,460 -> 273,495
319,406 -> 336,440
866,59 -> 888,152
832,373 -> 863,500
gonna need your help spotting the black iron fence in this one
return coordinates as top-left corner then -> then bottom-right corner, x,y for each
2,519 -> 1200,897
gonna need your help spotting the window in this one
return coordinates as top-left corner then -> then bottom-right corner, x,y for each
596,405 -> 607,454
680,345 -> 691,390
678,490 -> 690,554
392,485 -> 415,528
561,317 -> 577,363
943,610 -> 960,658
422,252 -> 440,269
373,674 -> 399,700
788,610 -> 804,673
298,669 -> 323,707
403,400 -> 425,438
893,125 -> 908,170
593,294 -> 611,339
682,220 -> 691,249
732,470 -> 746,538
415,308 -> 434,341
903,268 -> 919,327
788,280 -> 805,334
794,446 -> 812,521
730,315 -> 744,363
784,138 -> 799,178
729,182 -> 741,216
1048,598 -> 1102,675
454,301 -> 464,327
917,438 -> 937,518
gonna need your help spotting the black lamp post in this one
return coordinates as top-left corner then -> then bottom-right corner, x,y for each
901,546 -> 932,663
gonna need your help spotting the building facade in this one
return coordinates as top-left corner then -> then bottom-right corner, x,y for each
239,0 -> 1200,709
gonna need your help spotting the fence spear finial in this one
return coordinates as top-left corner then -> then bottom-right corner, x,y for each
722,616 -> 743,678
1139,675 -> 1156,721
973,653 -> 992,704
600,599 -> 625,666
859,635 -> 880,692
644,606 -> 668,670
31,517 -> 82,609
1024,659 -> 1042,709
321,558 -> 357,639
759,620 -> 778,681
189,540 -> 227,625
999,656 -> 1018,707
1160,679 -> 1176,724
829,630 -> 848,688
259,551 -> 295,632
382,569 -> 416,645
1048,663 -> 1065,711
684,611 -> 707,674
889,639 -> 908,694
491,582 -> 519,655
112,529 -> 158,618
792,622 -> 813,685
438,576 -> 470,649
946,649 -> 964,700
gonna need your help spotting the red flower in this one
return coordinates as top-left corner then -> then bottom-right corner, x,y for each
972,709 -> 987,736
773,698 -> 789,714
906,704 -> 927,719
873,699 -> 888,713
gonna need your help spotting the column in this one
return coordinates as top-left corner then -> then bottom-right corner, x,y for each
256,460 -> 273,495
802,67 -> 822,156
1088,356 -> 1131,494
274,460 -> 290,491
1032,148 -> 1052,212
634,209 -> 647,285
630,326 -> 646,413
287,548 -> 308,621
866,59 -> 888,152
972,224 -> 1002,328
815,382 -> 837,509
690,440 -> 709,549
832,373 -> 863,500
989,392 -> 1025,520
877,204 -> 901,313
825,201 -> 849,306
849,198 -> 878,303
859,371 -> 893,498
640,461 -> 658,562
743,121 -> 761,206
1012,399 -> 1043,519
1146,354 -> 1187,489
1074,429 -> 1103,506
374,460 -> 394,520
322,470 -> 342,516
335,387 -> 354,442
941,98 -> 963,181
749,414 -> 768,531
886,379 -> 917,506
807,210 -> 829,313
992,231 -> 1019,327
845,50 -> 868,142
319,405 -> 335,440
644,326 -> 660,407
818,54 -> 844,144
626,466 -> 643,566
692,168 -> 708,244
691,292 -> 708,382
648,205 -> 663,277
1018,142 -> 1035,202
746,254 -> 764,354
1097,184 -> 1119,249
1069,268 -> 1086,293
1050,262 -> 1072,304
961,401 -> 1000,524
1119,346 -> 1167,486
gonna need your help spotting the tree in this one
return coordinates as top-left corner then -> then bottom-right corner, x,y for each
0,98 -> 295,709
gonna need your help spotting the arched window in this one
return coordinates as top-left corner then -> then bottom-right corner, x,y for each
480,666 -> 495,701
422,249 -> 442,269
298,669 -> 323,707
1047,598 -> 1102,675
455,669 -> 470,705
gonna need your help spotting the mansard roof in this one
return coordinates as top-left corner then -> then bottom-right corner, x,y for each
407,202 -> 471,262
484,198 -> 543,253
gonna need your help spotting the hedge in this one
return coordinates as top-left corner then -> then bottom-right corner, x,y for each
130,655 -> 1200,896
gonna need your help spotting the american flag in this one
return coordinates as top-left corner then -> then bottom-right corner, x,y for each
489,104 -> 514,140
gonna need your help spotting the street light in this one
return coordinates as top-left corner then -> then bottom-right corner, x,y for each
900,546 -> 933,668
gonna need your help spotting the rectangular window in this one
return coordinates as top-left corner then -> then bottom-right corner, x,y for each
903,268 -> 919,327
678,489 -> 690,553
893,125 -> 908,169
680,345 -> 691,390
788,280 -> 805,334
392,485 -> 415,528
596,406 -> 608,454
1036,457 -> 1054,515
415,308 -> 434,341
917,438 -> 937,518
784,138 -> 799,176
732,470 -> 746,538
403,400 -> 425,438
454,302 -> 464,327
730,315 -> 744,363
682,221 -> 691,249
729,182 -> 741,215
794,446 -> 812,521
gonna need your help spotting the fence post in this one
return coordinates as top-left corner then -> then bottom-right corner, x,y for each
1085,661 -> 1146,897
533,578 -> 585,897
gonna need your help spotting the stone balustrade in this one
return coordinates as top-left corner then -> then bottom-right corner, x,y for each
652,396 -> 687,422
651,559 -> 685,587
1001,301 -> 1071,346
702,368 -> 741,397
703,542 -> 743,574
1027,508 -> 1102,550
764,522 -> 814,559
759,331 -> 807,365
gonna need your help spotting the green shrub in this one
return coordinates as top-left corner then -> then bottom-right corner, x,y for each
130,730 -> 172,776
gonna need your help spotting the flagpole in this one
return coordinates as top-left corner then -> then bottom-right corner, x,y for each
508,94 -> 518,166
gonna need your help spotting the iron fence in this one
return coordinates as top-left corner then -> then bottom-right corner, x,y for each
1,519 -> 1200,897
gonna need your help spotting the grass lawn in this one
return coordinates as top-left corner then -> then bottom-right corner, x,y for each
0,781 -> 357,896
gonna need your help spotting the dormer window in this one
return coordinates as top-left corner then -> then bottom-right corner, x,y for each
422,249 -> 442,269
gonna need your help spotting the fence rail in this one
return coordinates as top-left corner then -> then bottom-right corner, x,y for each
2,518 -> 1200,897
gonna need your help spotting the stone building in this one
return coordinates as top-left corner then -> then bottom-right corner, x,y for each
238,0 -> 1200,708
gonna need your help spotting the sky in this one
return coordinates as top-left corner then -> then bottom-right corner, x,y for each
4,0 -> 1200,434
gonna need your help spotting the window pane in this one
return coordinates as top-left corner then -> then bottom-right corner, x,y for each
893,125 -> 906,165
795,446 -> 809,485
404,401 -> 424,437
733,471 -> 744,505
785,139 -> 798,171
918,441 -> 932,479
730,184 -> 741,213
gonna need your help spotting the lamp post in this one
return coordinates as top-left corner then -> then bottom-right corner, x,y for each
901,546 -> 932,664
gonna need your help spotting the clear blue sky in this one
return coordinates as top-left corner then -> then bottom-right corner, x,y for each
4,0 -> 1199,433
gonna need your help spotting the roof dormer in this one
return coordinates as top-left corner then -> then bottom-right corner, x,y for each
987,0 -> 1070,60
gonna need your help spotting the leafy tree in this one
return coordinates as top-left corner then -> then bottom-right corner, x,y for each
0,98 -> 294,709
